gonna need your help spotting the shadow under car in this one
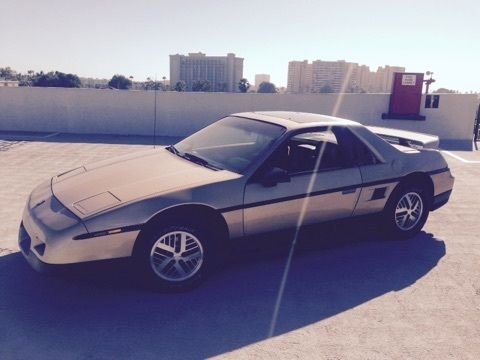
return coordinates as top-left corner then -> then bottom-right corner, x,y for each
0,218 -> 445,359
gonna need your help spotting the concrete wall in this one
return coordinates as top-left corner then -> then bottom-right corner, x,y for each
0,87 -> 478,148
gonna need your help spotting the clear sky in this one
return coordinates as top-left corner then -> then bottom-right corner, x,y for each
1,0 -> 479,92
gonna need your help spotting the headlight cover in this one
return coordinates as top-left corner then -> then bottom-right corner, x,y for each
73,192 -> 121,215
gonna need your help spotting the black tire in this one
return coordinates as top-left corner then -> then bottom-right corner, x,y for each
382,182 -> 430,240
134,221 -> 218,292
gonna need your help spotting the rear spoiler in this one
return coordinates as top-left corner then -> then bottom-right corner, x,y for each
367,126 -> 439,149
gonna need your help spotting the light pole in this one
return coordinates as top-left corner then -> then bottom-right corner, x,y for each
424,71 -> 435,94
129,75 -> 134,90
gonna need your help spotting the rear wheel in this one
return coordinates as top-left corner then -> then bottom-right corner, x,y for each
383,183 -> 430,239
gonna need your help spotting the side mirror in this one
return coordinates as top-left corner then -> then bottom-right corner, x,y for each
259,167 -> 290,187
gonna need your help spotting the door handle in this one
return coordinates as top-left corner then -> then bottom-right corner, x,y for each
342,188 -> 356,195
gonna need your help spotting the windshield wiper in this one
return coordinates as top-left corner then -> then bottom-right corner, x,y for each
166,145 -> 179,155
182,152 -> 223,171
167,146 -> 222,170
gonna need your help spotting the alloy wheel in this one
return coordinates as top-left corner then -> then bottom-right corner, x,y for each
394,192 -> 424,231
149,230 -> 204,282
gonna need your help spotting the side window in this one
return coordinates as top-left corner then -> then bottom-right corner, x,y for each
267,129 -> 352,175
337,128 -> 379,166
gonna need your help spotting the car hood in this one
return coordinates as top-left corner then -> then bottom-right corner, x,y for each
51,148 -> 241,219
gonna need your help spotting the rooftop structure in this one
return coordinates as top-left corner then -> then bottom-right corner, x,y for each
170,52 -> 244,92
0,79 -> 19,87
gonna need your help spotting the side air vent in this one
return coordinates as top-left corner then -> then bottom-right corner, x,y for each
34,243 -> 46,256
371,187 -> 387,200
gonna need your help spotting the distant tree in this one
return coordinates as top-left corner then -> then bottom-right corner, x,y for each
32,71 -> 81,88
192,81 -> 202,91
61,73 -> 81,88
319,84 -> 334,93
192,80 -> 211,92
217,82 -> 228,92
22,70 -> 35,86
0,67 -> 15,80
18,74 -> 32,87
201,80 -> 211,92
108,74 -> 132,90
433,88 -> 458,94
174,81 -> 186,92
238,78 -> 250,93
6,70 -> 30,86
348,84 -> 366,93
257,81 -> 277,93
142,80 -> 163,91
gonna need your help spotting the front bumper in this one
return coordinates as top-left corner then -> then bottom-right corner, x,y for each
18,222 -> 57,273
19,180 -> 140,268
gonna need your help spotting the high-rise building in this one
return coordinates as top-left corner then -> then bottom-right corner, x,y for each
287,59 -> 405,93
255,74 -> 271,87
311,60 -> 359,93
170,52 -> 244,92
356,65 -> 373,92
372,65 -> 406,93
287,60 -> 312,93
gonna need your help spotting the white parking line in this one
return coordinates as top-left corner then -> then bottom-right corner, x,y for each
0,132 -> 60,141
42,132 -> 60,138
442,151 -> 480,164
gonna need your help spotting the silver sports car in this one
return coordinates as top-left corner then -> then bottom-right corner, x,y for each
19,111 -> 454,290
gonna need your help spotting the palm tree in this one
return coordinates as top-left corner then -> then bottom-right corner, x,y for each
238,78 -> 250,93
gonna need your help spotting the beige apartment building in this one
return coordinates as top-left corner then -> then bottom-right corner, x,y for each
170,52 -> 243,92
371,65 -> 405,93
311,60 -> 360,93
255,74 -> 271,86
287,59 -> 405,93
357,64 -> 374,92
287,60 -> 312,93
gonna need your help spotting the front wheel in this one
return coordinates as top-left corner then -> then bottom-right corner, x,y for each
383,184 -> 430,239
135,224 -> 215,291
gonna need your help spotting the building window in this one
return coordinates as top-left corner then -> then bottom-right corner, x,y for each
425,95 -> 440,109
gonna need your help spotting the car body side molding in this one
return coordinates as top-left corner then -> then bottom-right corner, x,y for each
73,224 -> 143,240
219,167 -> 449,213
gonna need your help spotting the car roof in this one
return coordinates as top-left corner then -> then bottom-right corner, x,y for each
231,111 -> 362,130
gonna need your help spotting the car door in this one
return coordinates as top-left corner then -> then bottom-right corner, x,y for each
340,128 -> 400,217
243,127 -> 362,236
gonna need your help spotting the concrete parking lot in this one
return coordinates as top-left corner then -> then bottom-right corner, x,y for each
0,133 -> 479,359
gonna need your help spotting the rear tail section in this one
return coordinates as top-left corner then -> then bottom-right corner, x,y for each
367,126 -> 439,149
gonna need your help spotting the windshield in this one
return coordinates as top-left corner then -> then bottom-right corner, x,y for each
174,116 -> 286,173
